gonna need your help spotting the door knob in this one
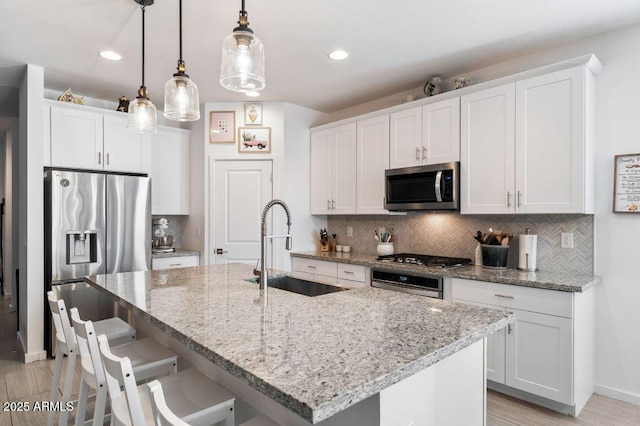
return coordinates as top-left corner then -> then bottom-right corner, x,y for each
215,248 -> 228,255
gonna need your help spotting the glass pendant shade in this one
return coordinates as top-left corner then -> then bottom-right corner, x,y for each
220,30 -> 265,92
164,74 -> 200,121
128,91 -> 157,133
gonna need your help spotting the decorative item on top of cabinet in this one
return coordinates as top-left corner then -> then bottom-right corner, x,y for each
57,88 -> 84,105
613,153 -> 640,213
116,96 -> 130,112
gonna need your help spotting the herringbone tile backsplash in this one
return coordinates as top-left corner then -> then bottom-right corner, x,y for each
328,213 -> 593,274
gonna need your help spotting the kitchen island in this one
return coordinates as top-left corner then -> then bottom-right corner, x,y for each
85,263 -> 513,425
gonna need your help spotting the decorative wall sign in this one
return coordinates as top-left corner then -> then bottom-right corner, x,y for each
238,127 -> 271,153
244,103 -> 262,125
613,153 -> 640,213
210,111 -> 236,143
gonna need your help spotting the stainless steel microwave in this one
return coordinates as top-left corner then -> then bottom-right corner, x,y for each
384,162 -> 460,211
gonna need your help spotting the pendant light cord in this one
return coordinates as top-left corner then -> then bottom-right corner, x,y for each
179,0 -> 183,62
141,5 -> 146,88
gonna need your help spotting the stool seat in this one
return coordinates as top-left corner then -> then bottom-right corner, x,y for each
94,316 -> 137,346
240,414 -> 280,426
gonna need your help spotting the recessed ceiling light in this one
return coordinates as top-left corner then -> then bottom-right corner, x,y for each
99,50 -> 122,61
328,50 -> 349,60
245,91 -> 260,97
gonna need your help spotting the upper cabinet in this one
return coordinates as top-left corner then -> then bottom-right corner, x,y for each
357,114 -> 390,214
150,126 -> 191,215
461,63 -> 598,214
389,98 -> 460,169
310,123 -> 357,215
47,101 -> 150,174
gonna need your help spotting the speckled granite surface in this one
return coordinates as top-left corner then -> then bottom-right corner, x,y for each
85,263 -> 513,424
291,251 -> 601,292
152,249 -> 200,259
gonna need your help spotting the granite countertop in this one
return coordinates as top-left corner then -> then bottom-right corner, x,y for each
291,251 -> 601,292
85,263 -> 513,424
152,248 -> 201,259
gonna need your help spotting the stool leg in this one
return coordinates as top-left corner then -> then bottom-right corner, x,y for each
58,351 -> 76,426
74,378 -> 89,426
225,401 -> 235,426
47,348 -> 64,426
91,385 -> 107,426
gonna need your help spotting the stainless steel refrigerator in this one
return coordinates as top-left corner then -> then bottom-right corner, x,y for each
44,169 -> 151,355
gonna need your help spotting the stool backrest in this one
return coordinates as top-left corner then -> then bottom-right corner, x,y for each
69,307 -> 107,388
47,290 -> 76,352
97,334 -> 147,425
147,380 -> 190,426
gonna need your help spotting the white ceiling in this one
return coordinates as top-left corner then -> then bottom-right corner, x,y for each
1,0 -> 640,115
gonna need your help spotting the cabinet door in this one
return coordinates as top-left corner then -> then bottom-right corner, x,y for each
460,84 -> 516,214
310,129 -> 332,214
150,128 -> 190,215
506,309 -> 573,404
332,123 -> 357,214
515,67 -> 587,213
422,97 -> 460,164
50,105 -> 103,169
103,114 -> 150,174
389,106 -> 422,169
152,255 -> 199,270
357,115 -> 389,214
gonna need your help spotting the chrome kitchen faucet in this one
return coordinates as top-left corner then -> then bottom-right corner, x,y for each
254,199 -> 292,302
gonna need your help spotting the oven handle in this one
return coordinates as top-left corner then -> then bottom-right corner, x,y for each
435,170 -> 443,202
372,280 -> 442,299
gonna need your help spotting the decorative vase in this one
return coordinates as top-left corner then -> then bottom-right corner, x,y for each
376,242 -> 394,256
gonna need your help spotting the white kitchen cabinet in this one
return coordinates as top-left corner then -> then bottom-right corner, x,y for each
357,114 -> 389,214
461,64 -> 596,214
48,101 -> 150,174
291,257 -> 369,289
310,123 -> 357,215
451,278 -> 594,416
422,97 -> 460,164
152,255 -> 199,270
43,104 -> 51,166
389,106 -> 422,169
150,126 -> 190,215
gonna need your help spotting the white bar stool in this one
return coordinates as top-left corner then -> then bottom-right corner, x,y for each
98,334 -> 236,426
46,290 -> 137,426
71,308 -> 179,426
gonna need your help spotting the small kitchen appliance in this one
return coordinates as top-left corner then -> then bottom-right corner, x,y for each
385,162 -> 460,211
152,217 -> 175,253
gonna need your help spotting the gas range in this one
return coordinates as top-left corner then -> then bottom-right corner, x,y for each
376,253 -> 472,269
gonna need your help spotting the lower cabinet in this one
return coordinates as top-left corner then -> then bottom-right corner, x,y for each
152,255 -> 199,270
451,278 -> 594,416
291,257 -> 369,288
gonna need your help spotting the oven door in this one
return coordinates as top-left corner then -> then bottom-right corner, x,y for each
371,269 -> 443,299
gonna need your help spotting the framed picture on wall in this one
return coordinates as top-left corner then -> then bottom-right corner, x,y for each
210,111 -> 236,143
244,103 -> 263,125
238,127 -> 271,153
613,153 -> 640,213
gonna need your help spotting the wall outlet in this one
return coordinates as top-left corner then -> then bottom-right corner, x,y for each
347,226 -> 353,237
561,232 -> 574,249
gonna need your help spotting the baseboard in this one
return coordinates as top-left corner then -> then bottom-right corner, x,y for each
594,384 -> 640,406
17,331 -> 48,363
487,381 -> 575,416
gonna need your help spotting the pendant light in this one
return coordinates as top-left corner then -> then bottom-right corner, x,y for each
128,0 -> 157,133
220,0 -> 265,93
164,0 -> 200,121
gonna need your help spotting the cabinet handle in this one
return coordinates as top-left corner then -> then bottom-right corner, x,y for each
508,324 -> 512,334
98,152 -> 102,165
517,191 -> 522,207
306,265 -> 317,269
106,152 -> 110,166
332,199 -> 336,209
494,294 -> 514,299
169,263 -> 183,267
415,147 -> 420,161
422,146 -> 427,160
507,192 -> 511,207
343,270 -> 354,274
327,200 -> 331,210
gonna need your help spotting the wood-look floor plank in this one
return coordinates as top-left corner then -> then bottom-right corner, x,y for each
8,391 -> 54,426
4,361 -> 54,401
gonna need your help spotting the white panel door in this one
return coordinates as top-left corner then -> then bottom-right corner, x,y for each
422,97 -> 460,164
389,106 -> 422,169
506,309 -> 573,404
50,105 -> 103,169
331,122 -> 357,214
212,160 -> 273,266
515,67 -> 585,213
461,84 -> 516,214
310,129 -> 332,214
150,127 -> 190,215
103,114 -> 150,174
357,115 -> 389,214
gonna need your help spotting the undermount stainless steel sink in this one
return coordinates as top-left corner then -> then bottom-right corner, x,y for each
247,276 -> 349,297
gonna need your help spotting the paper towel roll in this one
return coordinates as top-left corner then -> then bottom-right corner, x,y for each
519,234 -> 538,271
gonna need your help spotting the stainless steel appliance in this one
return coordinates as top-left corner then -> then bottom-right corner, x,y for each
384,162 -> 459,211
371,253 -> 472,298
44,169 -> 151,355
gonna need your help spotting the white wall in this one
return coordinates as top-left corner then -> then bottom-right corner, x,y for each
325,24 -> 640,405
